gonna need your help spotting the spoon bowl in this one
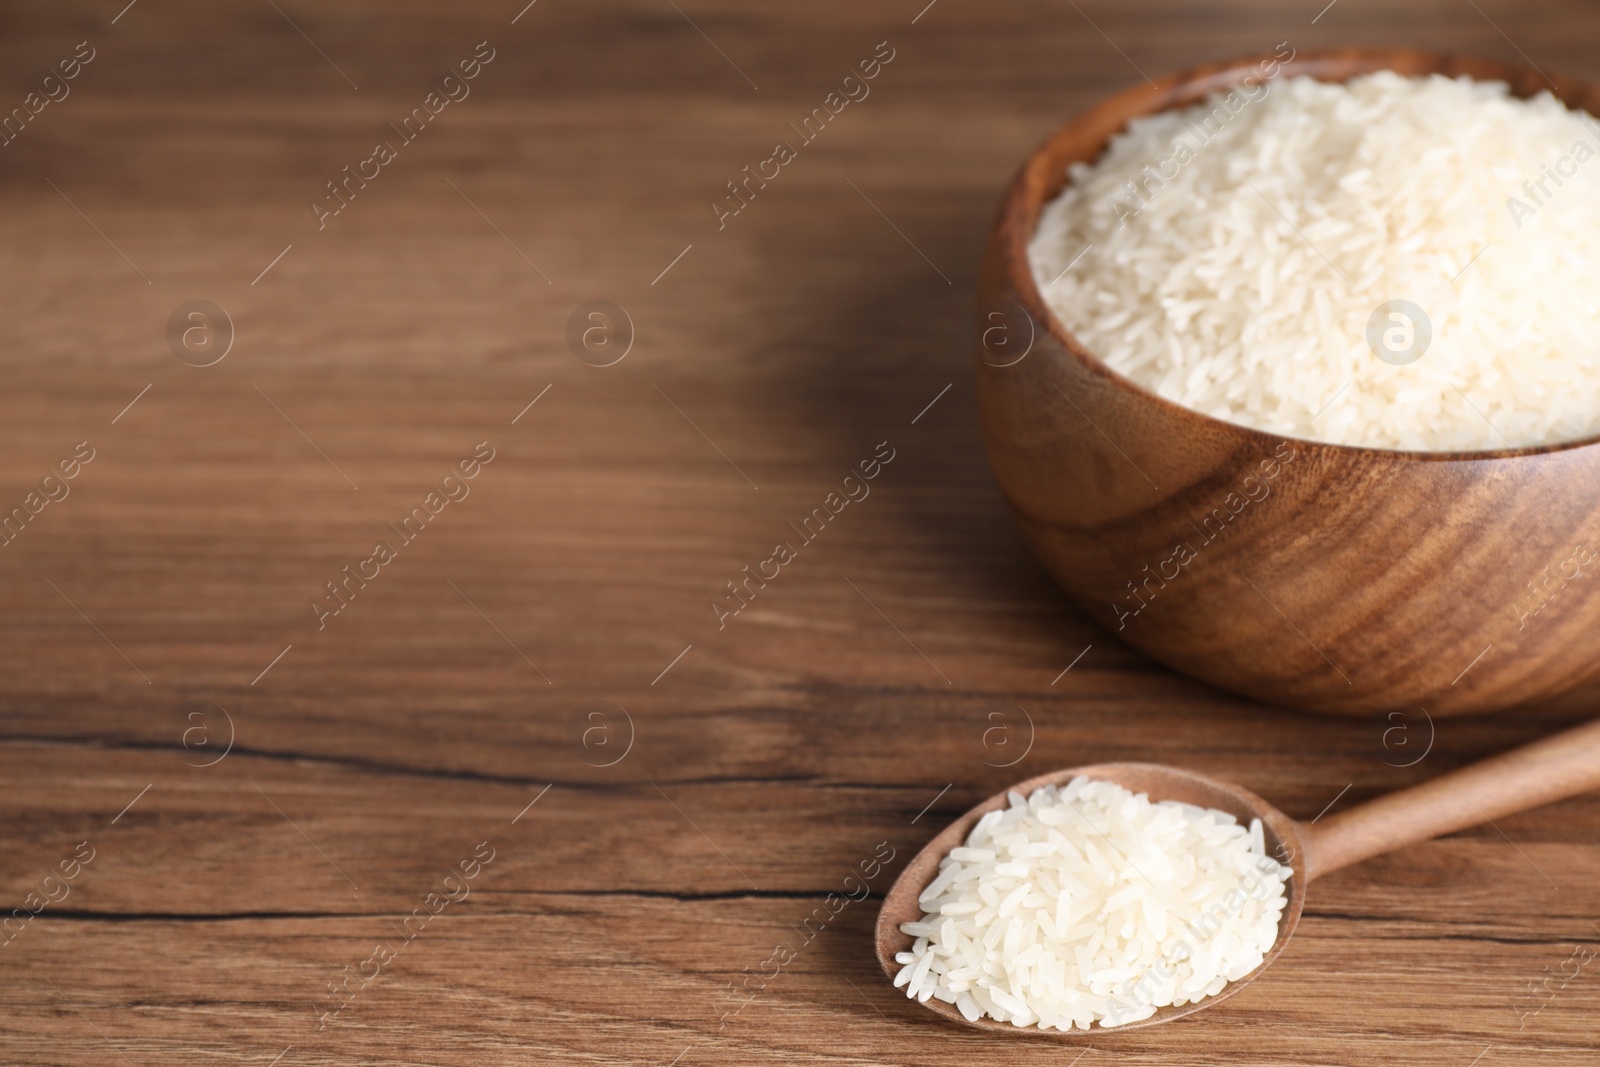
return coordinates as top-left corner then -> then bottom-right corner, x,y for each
876,763 -> 1308,1033
876,717 -> 1600,1035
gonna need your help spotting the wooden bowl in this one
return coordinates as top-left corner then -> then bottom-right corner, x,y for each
976,49 -> 1600,717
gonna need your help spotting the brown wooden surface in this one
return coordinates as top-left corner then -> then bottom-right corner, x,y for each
2,1 -> 1600,1065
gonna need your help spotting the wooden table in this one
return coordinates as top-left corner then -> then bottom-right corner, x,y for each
2,1 -> 1598,1064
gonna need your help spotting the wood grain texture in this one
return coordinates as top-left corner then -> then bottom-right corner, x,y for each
977,48 -> 1600,717
1,2 -> 1599,1065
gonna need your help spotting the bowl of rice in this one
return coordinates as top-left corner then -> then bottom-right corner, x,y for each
978,48 -> 1600,716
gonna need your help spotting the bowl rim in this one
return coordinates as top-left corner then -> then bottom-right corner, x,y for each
999,46 -> 1600,463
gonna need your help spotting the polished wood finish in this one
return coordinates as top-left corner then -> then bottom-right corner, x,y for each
977,49 -> 1600,716
878,718 -> 1600,1034
5,3 -> 1600,1066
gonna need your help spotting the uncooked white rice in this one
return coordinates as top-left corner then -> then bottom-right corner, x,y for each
894,778 -> 1289,1030
1029,72 -> 1600,451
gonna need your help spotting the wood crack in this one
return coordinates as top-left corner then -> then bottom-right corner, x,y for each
0,735 -> 915,792
33,890 -> 888,921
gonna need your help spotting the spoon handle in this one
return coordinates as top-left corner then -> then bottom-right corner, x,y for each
1301,717 -> 1600,881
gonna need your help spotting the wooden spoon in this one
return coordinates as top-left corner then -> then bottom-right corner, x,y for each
876,718 -> 1600,1034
